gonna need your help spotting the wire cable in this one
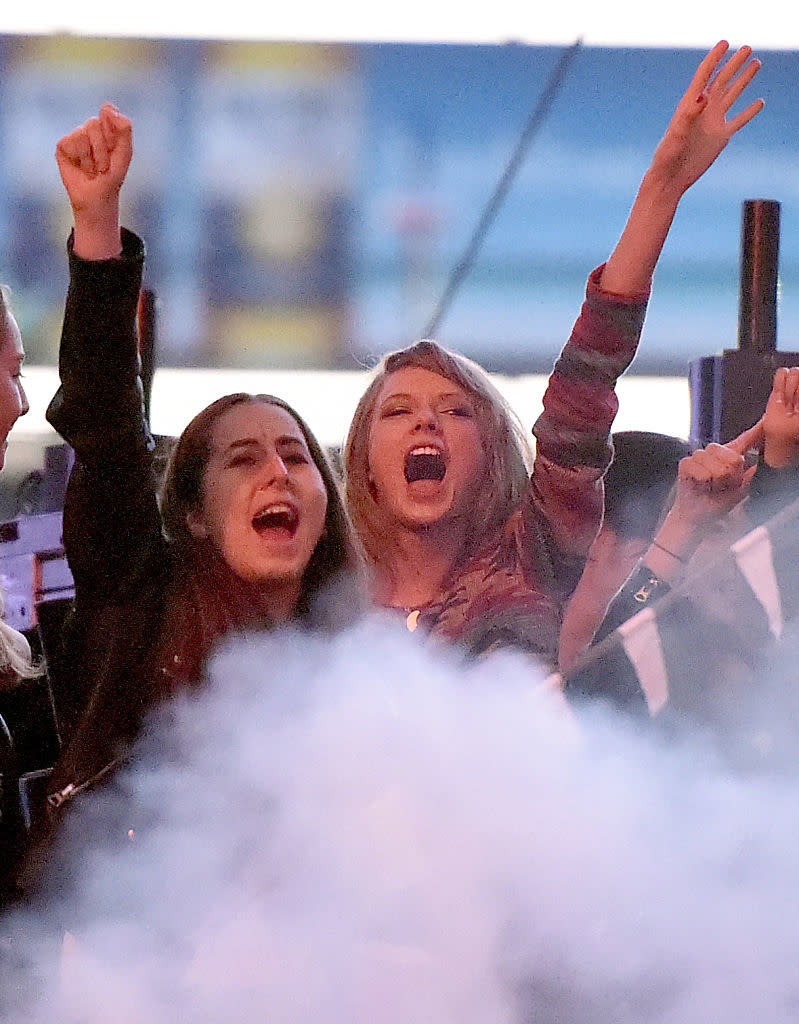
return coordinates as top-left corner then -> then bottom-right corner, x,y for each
422,38 -> 583,341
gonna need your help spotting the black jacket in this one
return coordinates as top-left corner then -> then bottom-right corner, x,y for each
34,229 -> 170,830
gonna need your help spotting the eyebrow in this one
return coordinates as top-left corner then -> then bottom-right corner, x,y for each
223,435 -> 307,454
277,435 -> 307,450
380,390 -> 468,404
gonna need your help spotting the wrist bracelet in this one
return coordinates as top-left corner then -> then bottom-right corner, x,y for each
651,539 -> 686,564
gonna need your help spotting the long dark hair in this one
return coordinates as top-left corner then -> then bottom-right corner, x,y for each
160,393 -> 359,619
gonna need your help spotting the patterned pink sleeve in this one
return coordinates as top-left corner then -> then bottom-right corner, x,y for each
530,264 -> 650,560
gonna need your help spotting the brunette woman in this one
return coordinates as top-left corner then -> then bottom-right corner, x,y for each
344,42 -> 763,665
32,104 -> 359,843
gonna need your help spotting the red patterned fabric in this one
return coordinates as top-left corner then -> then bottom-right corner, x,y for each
420,266 -> 650,665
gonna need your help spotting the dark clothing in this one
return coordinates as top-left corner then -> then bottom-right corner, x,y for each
563,562 -> 667,713
748,457 -> 799,524
16,228 -> 359,904
0,629 -> 64,906
564,457 -> 799,716
43,229 -> 168,811
30,232 -> 273,844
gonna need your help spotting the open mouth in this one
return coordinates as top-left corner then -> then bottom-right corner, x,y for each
252,503 -> 299,537
404,446 -> 446,483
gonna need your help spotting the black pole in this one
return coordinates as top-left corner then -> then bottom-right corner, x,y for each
689,198 -> 799,446
738,199 -> 780,354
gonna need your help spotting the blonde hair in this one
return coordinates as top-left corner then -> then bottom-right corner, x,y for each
0,595 -> 40,680
344,339 -> 533,572
0,287 -> 40,681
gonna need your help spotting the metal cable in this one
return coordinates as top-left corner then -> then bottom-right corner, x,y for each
422,38 -> 583,341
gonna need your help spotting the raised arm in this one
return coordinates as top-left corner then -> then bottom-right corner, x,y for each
601,41 -> 763,296
760,367 -> 799,469
532,44 -> 764,567
47,106 -> 161,599
586,366 -> 799,654
564,369 -> 797,711
638,426 -> 760,583
55,102 -> 131,260
642,367 -> 799,580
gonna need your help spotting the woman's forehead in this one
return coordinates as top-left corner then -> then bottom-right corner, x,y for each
0,308 -> 23,359
377,365 -> 468,401
211,401 -> 306,447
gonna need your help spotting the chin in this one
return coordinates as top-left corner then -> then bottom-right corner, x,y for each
400,509 -> 451,531
249,562 -> 305,587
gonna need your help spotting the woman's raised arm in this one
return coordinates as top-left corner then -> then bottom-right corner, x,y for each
55,102 -> 132,260
600,41 -> 763,298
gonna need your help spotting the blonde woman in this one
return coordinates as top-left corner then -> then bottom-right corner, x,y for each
344,43 -> 763,666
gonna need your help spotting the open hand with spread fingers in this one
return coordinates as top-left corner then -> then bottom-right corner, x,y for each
649,40 -> 764,196
600,42 -> 763,297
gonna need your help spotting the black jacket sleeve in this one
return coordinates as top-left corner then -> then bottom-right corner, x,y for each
563,563 -> 669,713
45,229 -> 165,600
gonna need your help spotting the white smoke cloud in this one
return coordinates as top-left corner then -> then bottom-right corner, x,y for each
7,615 -> 799,1023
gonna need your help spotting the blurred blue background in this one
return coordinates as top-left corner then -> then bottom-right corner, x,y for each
0,36 -> 796,376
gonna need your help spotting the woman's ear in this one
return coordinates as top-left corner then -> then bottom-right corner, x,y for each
186,507 -> 208,540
